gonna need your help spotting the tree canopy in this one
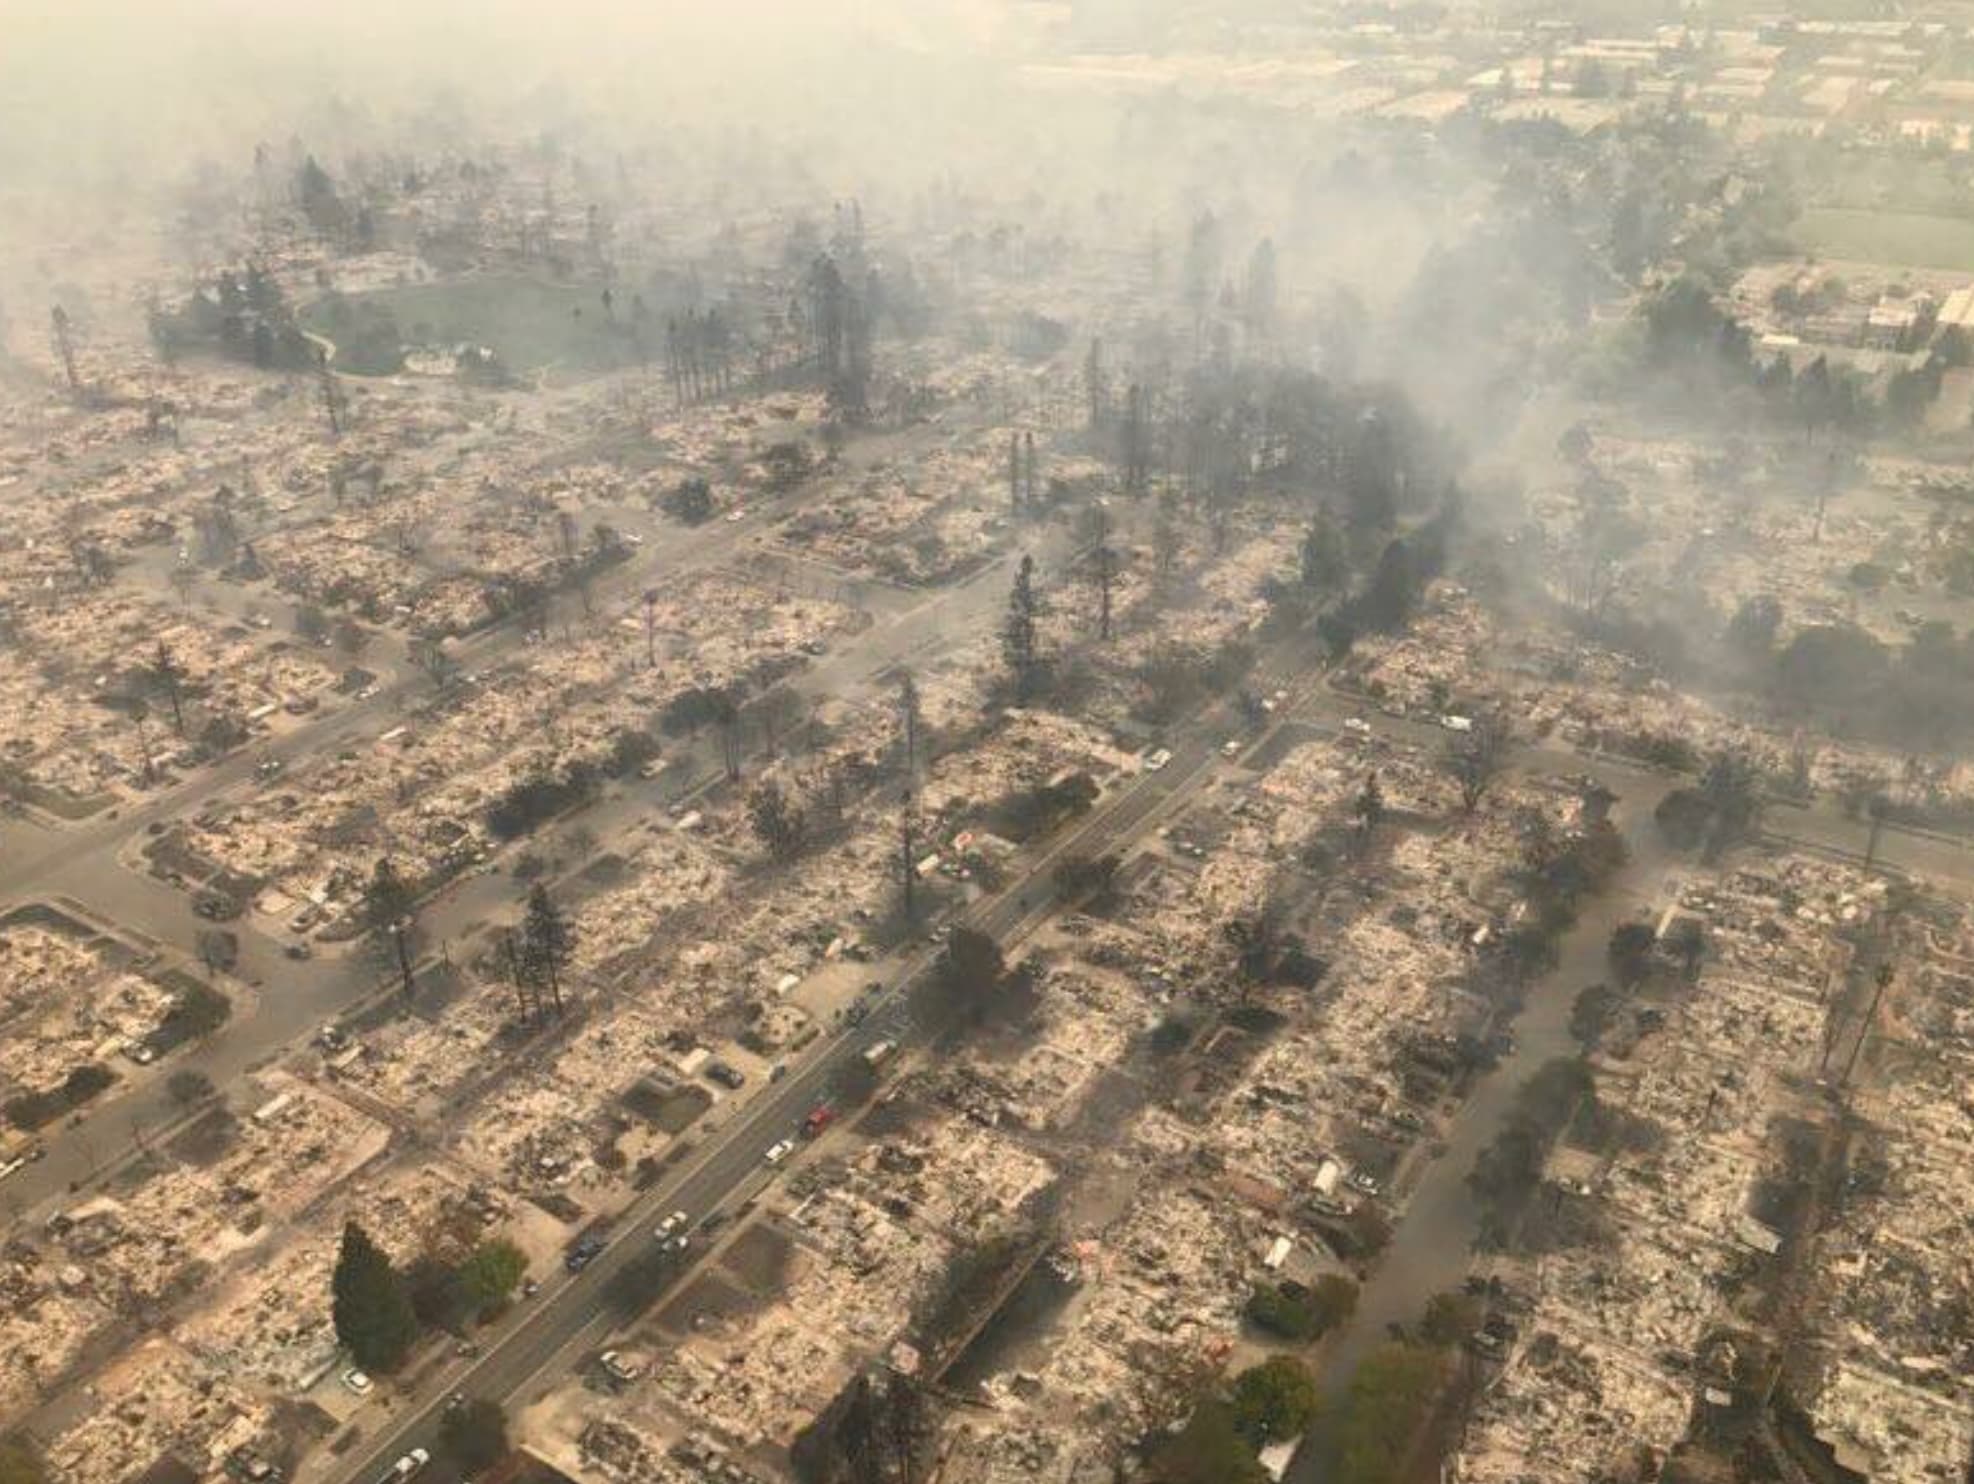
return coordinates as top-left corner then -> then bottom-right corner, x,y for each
457,1238 -> 528,1318
439,1397 -> 510,1473
1229,1355 -> 1320,1444
1154,1399 -> 1268,1484
331,1220 -> 418,1371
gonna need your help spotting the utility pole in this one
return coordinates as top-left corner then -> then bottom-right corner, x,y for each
1839,963 -> 1894,1089
316,347 -> 344,436
1091,503 -> 1116,641
900,791 -> 919,922
899,670 -> 922,785
503,929 -> 534,1023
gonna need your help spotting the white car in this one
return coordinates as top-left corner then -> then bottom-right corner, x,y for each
725,508 -> 746,523
1343,717 -> 1372,736
764,1138 -> 796,1166
1220,738 -> 1243,758
654,1210 -> 689,1243
341,1367 -> 373,1396
600,1349 -> 644,1384
1440,714 -> 1474,733
385,1448 -> 430,1480
1144,748 -> 1172,772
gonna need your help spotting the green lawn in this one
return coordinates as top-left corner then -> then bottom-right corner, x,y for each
1791,207 -> 1974,272
302,273 -> 647,377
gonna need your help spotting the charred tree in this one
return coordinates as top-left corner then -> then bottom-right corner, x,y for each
50,305 -> 79,397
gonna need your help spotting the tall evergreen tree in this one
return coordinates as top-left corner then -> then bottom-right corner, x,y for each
363,857 -> 419,1000
749,779 -> 806,861
897,670 -> 922,783
520,883 -> 574,1015
331,1220 -> 418,1371
1299,509 -> 1348,597
151,641 -> 185,734
1001,555 -> 1043,702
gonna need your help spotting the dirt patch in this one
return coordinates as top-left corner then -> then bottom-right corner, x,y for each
267,1398 -> 339,1470
0,901 -> 97,939
719,1221 -> 797,1294
653,1270 -> 757,1338
855,1090 -> 937,1139
108,1148 -> 171,1196
1248,720 -> 1329,772
1065,1067 -> 1146,1140
579,853 -> 629,887
166,1106 -> 241,1167
621,1077 -> 711,1134
529,1190 -> 586,1224
408,961 -> 469,1018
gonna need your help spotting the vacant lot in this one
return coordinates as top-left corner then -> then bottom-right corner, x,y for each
1792,207 -> 1974,271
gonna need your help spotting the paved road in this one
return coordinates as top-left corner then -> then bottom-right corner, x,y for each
330,628 -> 1323,1480
335,624 -> 1974,1478
0,460 -> 987,1212
15,395 -> 1974,1468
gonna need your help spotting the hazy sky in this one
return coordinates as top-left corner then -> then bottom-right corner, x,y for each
0,0 -> 1003,196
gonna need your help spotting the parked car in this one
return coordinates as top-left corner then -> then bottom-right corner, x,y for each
764,1138 -> 796,1166
381,1448 -> 429,1481
564,1231 -> 607,1272
705,1060 -> 746,1090
341,1367 -> 373,1396
1144,747 -> 1172,771
599,1350 -> 643,1384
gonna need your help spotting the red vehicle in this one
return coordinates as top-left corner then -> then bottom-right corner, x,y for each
801,1104 -> 835,1139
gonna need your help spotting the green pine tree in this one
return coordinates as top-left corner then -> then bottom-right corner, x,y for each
520,883 -> 575,1015
332,1219 -> 418,1371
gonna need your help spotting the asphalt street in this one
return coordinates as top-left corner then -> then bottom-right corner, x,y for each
0,450 -> 1024,1212
6,405 -> 1969,1477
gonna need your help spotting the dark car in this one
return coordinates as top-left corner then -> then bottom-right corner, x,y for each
564,1232 -> 607,1272
705,1060 -> 746,1090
